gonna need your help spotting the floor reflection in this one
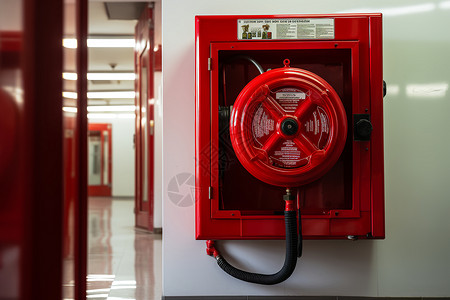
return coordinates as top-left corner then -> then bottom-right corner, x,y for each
88,197 -> 162,300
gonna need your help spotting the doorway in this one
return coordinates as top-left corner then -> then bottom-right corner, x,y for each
88,123 -> 112,197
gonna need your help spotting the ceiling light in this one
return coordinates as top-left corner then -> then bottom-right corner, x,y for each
63,107 -> 78,113
87,113 -> 135,119
87,91 -> 135,99
63,73 -> 78,80
63,92 -> 78,99
87,105 -> 135,112
63,38 -> 135,48
87,274 -> 115,281
63,72 -> 135,81
63,91 -> 136,99
88,73 -> 135,80
63,38 -> 77,49
88,38 -> 134,48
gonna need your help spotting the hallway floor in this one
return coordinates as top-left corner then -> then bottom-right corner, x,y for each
87,197 -> 162,300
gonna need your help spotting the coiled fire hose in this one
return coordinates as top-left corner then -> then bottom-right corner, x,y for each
206,189 -> 302,285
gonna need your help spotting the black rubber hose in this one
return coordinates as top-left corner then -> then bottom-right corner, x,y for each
215,210 -> 298,285
224,55 -> 265,74
297,206 -> 303,257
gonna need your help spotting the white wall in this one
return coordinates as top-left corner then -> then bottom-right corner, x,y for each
153,1 -> 163,229
162,0 -> 450,297
89,116 -> 135,197
154,71 -> 163,228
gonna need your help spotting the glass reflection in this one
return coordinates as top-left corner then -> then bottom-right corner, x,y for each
141,63 -> 149,203
87,197 -> 161,299
406,83 -> 448,98
439,1 -> 450,9
387,84 -> 400,96
62,0 -> 78,299
337,2 -> 450,16
0,1 -> 23,299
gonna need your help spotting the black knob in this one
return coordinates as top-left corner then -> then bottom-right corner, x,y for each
280,118 -> 299,136
356,119 -> 373,139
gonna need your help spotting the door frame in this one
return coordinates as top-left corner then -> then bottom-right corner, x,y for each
135,6 -> 155,231
88,123 -> 112,197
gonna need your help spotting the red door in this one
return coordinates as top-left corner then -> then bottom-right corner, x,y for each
135,7 -> 155,231
88,123 -> 112,197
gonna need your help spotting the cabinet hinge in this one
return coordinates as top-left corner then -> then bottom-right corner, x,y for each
208,186 -> 213,199
207,58 -> 212,71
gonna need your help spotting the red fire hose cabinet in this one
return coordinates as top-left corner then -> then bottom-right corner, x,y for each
195,14 -> 384,240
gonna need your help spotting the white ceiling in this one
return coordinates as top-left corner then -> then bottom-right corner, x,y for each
88,1 -> 136,96
89,2 -> 138,35
86,1 -> 161,104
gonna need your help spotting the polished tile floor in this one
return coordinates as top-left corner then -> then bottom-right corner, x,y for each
87,197 -> 162,300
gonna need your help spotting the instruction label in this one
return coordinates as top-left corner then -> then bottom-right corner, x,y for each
251,86 -> 331,169
272,140 -> 303,168
273,87 -> 307,113
303,106 -> 330,149
237,18 -> 334,40
252,108 -> 275,139
276,92 -> 306,100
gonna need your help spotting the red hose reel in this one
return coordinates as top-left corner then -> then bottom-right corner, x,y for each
230,59 -> 348,187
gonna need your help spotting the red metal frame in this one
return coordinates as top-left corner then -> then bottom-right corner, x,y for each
75,1 -> 88,298
154,44 -> 162,72
21,1 -> 65,297
195,14 -> 384,240
64,1 -> 88,298
63,110 -> 78,299
88,123 -> 113,197
135,6 -> 155,231
0,34 -> 22,247
0,0 -> 87,298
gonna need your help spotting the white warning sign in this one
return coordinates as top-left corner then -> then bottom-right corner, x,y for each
276,92 -> 306,100
237,18 -> 334,40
